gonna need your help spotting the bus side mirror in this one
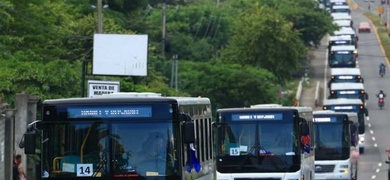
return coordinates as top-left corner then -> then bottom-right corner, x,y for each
365,108 -> 369,116
349,122 -> 358,147
24,132 -> 36,154
184,121 -> 195,144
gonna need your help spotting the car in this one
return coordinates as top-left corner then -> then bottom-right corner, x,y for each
358,22 -> 371,33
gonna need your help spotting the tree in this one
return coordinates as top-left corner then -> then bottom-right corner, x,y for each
221,6 -> 307,83
258,0 -> 338,46
178,61 -> 278,110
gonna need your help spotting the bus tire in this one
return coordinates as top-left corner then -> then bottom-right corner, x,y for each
360,147 -> 364,154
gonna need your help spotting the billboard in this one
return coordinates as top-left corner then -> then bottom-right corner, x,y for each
93,34 -> 148,76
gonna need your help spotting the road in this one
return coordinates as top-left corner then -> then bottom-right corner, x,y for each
340,0 -> 390,179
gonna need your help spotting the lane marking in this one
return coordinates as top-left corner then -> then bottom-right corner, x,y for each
379,163 -> 382,167
374,143 -> 378,147
368,123 -> 371,127
372,137 -> 376,141
376,168 -> 380,173
367,116 -> 370,121
370,130 -> 374,134
371,175 -> 376,179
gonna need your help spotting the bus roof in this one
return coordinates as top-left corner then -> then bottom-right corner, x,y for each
331,45 -> 355,51
330,68 -> 361,75
314,110 -> 350,115
334,27 -> 355,35
334,20 -> 351,27
330,82 -> 364,90
323,98 -> 363,106
218,106 -> 312,113
332,5 -> 349,9
331,13 -> 351,20
330,0 -> 347,3
43,92 -> 211,105
329,35 -> 352,41
250,104 -> 283,108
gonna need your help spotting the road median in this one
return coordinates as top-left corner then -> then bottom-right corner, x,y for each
364,12 -> 390,66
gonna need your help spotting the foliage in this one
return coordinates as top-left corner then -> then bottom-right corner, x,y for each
258,0 -> 338,46
220,6 -> 307,83
364,12 -> 390,62
178,61 -> 279,111
0,0 -> 337,111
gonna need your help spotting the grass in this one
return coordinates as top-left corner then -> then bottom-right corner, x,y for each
364,12 -> 390,62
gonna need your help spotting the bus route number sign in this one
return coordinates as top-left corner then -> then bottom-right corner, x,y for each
77,164 -> 93,177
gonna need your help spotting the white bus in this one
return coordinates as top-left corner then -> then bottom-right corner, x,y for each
333,27 -> 357,46
329,82 -> 368,105
328,35 -> 353,53
323,98 -> 368,154
313,110 -> 358,180
329,45 -> 357,68
215,105 -> 315,179
332,13 -> 353,26
334,20 -> 352,28
22,92 -> 214,179
328,68 -> 364,88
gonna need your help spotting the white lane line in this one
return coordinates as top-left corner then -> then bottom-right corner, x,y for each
374,143 -> 378,147
372,137 -> 376,141
372,175 -> 376,179
379,163 -> 382,167
368,123 -> 371,127
367,116 -> 370,121
370,130 -> 374,134
376,169 -> 380,173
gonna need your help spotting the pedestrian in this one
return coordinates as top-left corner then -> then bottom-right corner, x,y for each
14,154 -> 27,180
13,156 -> 19,180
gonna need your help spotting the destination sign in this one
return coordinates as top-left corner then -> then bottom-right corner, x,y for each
231,113 -> 283,121
68,106 -> 152,118
338,90 -> 358,94
330,106 -> 357,110
313,117 -> 338,122
335,41 -> 347,44
337,76 -> 354,79
335,51 -> 352,54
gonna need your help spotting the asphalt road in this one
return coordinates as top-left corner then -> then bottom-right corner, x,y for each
346,0 -> 390,179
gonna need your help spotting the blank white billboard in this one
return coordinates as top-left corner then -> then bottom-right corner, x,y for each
93,34 -> 148,76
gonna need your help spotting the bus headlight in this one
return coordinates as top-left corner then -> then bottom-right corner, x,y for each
339,164 -> 349,173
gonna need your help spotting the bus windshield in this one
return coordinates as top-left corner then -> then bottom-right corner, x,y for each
332,8 -> 349,13
329,91 -> 365,103
41,120 -> 178,178
329,53 -> 355,67
325,105 -> 365,134
314,123 -> 350,160
215,122 -> 300,173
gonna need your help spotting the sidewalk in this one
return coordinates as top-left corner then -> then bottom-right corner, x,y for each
299,36 -> 328,110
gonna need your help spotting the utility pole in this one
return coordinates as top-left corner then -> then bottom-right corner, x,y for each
162,1 -> 167,58
97,0 -> 103,33
174,55 -> 178,92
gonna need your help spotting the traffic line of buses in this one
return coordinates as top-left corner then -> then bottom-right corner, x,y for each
21,0 -> 366,179
21,91 -> 361,180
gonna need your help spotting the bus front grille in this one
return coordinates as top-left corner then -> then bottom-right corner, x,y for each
315,164 -> 335,173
